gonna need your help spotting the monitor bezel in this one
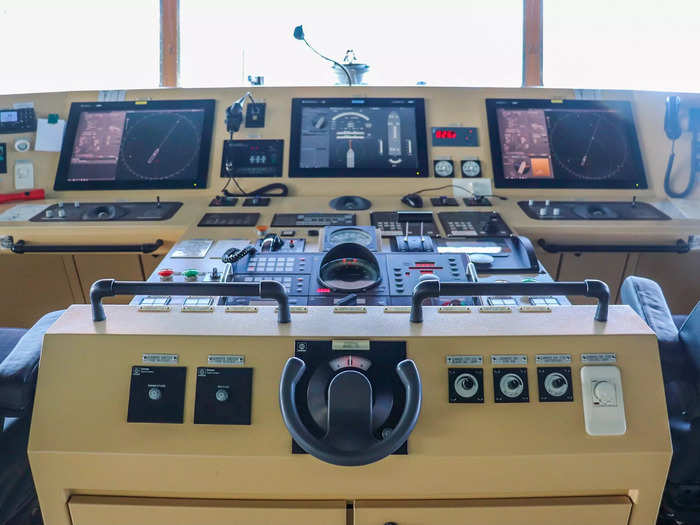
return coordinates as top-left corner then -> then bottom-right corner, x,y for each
485,98 -> 648,190
288,97 -> 429,178
54,99 -> 215,191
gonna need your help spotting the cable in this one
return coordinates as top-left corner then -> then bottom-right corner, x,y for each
664,139 -> 697,198
412,183 -> 508,201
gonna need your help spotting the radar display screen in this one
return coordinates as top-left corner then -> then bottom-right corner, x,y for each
486,99 -> 647,189
289,98 -> 429,177
54,100 -> 215,190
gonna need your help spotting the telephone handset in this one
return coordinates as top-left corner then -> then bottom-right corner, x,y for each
663,95 -> 697,198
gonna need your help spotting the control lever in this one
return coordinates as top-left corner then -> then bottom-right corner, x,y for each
279,357 -> 421,466
89,279 -> 291,323
409,276 -> 610,323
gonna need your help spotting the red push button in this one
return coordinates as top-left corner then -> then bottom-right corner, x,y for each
158,269 -> 174,281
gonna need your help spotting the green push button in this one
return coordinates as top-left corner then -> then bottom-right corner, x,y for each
521,278 -> 537,283
183,269 -> 199,281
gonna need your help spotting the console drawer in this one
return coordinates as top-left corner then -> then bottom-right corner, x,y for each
68,496 -> 346,525
354,496 -> 632,525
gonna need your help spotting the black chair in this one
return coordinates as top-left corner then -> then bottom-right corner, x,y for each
0,311 -> 63,525
620,276 -> 700,524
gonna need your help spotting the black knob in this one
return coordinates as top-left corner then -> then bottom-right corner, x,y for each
507,378 -> 521,390
551,376 -> 566,389
461,377 -> 474,390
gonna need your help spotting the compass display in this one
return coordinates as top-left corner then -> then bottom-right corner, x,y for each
486,99 -> 647,189
55,99 -> 215,190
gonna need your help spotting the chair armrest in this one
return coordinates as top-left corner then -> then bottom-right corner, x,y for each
0,311 -> 63,418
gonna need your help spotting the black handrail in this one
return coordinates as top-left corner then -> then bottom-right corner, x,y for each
89,279 -> 291,323
409,277 -> 610,323
538,238 -> 690,254
4,236 -> 164,254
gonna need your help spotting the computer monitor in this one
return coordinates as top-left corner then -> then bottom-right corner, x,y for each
289,98 -> 429,178
486,99 -> 647,189
54,99 -> 215,190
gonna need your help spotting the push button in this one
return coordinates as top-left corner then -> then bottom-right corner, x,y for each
158,269 -> 174,281
183,269 -> 199,282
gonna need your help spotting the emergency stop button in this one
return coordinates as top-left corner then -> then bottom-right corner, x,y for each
158,269 -> 174,281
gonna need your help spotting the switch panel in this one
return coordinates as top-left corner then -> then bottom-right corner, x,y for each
537,367 -> 573,402
448,368 -> 484,403
493,368 -> 529,403
127,366 -> 186,423
194,367 -> 253,425
581,365 -> 626,436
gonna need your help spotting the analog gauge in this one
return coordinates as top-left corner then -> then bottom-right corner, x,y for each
329,355 -> 372,372
121,112 -> 201,181
328,228 -> 373,247
434,160 -> 454,177
461,159 -> 482,178
548,111 -> 629,180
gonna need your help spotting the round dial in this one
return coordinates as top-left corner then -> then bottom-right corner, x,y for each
461,160 -> 481,177
548,112 -> 629,180
121,112 -> 200,181
328,228 -> 373,247
319,258 -> 381,292
434,160 -> 454,177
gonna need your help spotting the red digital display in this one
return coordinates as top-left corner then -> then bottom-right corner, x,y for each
434,130 -> 457,139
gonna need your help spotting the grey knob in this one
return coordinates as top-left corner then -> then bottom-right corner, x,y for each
57,201 -> 64,208
215,389 -> 229,402
528,199 -> 535,206
545,199 -> 551,206
57,208 -> 66,218
147,387 -> 162,401
45,209 -> 54,218
538,208 -> 547,217
74,201 -> 80,208
552,208 -> 561,216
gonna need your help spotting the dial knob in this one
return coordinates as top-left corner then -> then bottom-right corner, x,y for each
215,389 -> 229,402
147,387 -> 162,401
544,372 -> 569,397
593,380 -> 617,405
45,209 -> 54,218
552,208 -> 561,216
500,373 -> 524,398
545,200 -> 551,207
454,372 -> 479,398
57,208 -> 66,218
539,208 -> 548,217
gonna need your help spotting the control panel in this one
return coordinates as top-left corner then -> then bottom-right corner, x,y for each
272,213 -> 356,227
518,200 -> 671,221
0,108 -> 37,134
30,201 -> 182,222
438,211 -> 512,237
220,139 -> 283,178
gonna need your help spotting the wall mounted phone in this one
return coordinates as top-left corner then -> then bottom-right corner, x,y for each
664,95 -> 697,198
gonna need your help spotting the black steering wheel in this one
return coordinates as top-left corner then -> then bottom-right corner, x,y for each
279,357 -> 422,466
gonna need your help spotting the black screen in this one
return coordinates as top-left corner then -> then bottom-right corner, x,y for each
486,99 -> 647,189
55,100 -> 215,190
289,98 -> 429,177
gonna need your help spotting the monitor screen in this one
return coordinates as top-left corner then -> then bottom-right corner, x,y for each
485,99 -> 647,189
289,98 -> 429,177
54,99 -> 215,190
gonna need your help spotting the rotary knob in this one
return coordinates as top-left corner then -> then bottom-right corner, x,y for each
500,373 -> 524,398
544,372 -> 569,397
593,380 -> 617,406
215,389 -> 229,402
147,387 -> 162,401
454,373 -> 479,398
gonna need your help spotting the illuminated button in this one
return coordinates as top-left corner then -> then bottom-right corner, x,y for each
215,389 -> 229,402
183,269 -> 199,281
158,269 -> 174,281
147,387 -> 162,401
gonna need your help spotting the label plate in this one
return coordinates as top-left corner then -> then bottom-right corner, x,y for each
446,355 -> 483,365
142,353 -> 178,364
207,354 -> 245,365
536,354 -> 572,364
581,353 -> 617,363
491,354 -> 527,365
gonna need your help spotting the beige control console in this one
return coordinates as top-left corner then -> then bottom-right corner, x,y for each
29,304 -> 670,525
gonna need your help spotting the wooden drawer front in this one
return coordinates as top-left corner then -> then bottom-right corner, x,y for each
355,497 -> 632,525
69,496 -> 347,525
